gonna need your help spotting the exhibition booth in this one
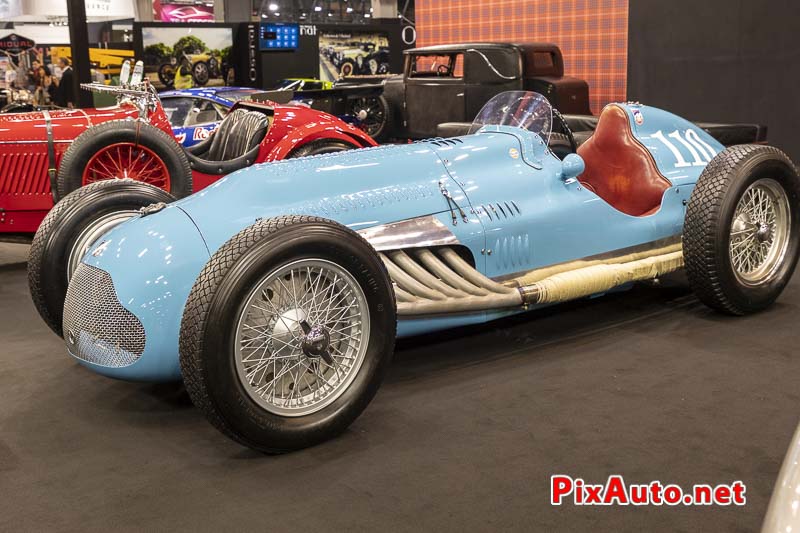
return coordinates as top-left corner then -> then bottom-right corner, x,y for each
0,1 -> 799,531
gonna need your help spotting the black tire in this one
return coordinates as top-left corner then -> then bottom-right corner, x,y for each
548,132 -> 574,160
56,119 -> 192,202
684,145 -> 800,315
179,216 -> 397,452
347,95 -> 391,142
192,61 -> 209,86
288,139 -> 357,158
28,180 -> 175,337
157,63 -> 175,87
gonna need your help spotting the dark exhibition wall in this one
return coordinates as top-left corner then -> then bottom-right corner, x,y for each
627,0 -> 800,161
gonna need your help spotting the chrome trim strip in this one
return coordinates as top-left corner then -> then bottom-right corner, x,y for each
0,140 -> 73,144
358,215 -> 460,252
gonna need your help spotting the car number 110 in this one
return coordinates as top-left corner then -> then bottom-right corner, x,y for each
651,129 -> 719,168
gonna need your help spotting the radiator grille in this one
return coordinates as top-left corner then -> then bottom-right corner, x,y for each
0,152 -> 51,195
63,264 -> 146,368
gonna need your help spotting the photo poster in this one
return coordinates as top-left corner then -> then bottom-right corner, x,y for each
140,25 -> 234,90
318,31 -> 390,81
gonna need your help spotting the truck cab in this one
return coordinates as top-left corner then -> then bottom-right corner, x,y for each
384,42 -> 591,139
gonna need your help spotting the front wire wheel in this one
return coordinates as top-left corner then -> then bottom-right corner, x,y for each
179,215 -> 396,453
729,178 -> 791,285
235,259 -> 370,417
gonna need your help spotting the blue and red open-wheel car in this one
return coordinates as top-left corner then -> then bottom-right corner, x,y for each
29,91 -> 800,453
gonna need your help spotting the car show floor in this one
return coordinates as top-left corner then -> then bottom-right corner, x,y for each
0,241 -> 797,532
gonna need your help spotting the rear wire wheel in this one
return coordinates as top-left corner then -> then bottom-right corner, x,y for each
683,144 -> 800,314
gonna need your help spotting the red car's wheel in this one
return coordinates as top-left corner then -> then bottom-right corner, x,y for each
82,142 -> 171,191
56,119 -> 192,202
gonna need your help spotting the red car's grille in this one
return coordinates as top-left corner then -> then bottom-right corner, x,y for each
0,150 -> 55,195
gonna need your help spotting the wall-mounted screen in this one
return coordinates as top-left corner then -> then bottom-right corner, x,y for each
260,23 -> 299,50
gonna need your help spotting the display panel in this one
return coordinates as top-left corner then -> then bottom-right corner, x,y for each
318,30 -> 390,81
141,25 -> 233,89
259,23 -> 299,51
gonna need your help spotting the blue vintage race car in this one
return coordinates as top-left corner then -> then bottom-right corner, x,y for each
160,87 -> 266,147
30,92 -> 800,452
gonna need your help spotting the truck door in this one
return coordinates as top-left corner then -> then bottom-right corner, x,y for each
463,47 -> 524,120
404,52 -> 466,138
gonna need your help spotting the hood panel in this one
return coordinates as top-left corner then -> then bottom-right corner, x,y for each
177,142 -> 466,254
0,105 -> 137,142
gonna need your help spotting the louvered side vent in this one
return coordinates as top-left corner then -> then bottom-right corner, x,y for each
429,138 -> 465,148
0,152 -> 51,195
492,234 -> 532,271
475,201 -> 521,222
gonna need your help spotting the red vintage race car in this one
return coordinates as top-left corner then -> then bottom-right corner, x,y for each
0,79 -> 376,238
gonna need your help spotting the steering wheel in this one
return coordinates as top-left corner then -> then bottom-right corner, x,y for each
436,64 -> 451,76
551,108 -> 578,156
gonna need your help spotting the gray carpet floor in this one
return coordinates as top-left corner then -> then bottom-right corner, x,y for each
0,243 -> 797,532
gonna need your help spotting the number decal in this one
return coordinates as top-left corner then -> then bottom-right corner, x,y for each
652,129 -> 718,169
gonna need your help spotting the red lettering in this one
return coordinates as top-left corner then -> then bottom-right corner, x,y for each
604,475 -> 628,505
714,485 -> 731,505
694,484 -> 712,505
630,484 -> 649,504
584,484 -> 603,504
732,481 -> 747,505
551,475 -> 573,505
650,481 -> 663,504
663,485 -> 682,505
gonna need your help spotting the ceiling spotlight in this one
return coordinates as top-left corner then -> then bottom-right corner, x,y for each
346,7 -> 352,12
364,13 -> 370,17
268,3 -> 278,11
314,5 -> 322,11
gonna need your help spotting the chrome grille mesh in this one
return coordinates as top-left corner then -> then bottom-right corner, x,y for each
63,264 -> 145,367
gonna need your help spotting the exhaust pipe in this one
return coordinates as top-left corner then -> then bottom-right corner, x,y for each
384,242 -> 683,316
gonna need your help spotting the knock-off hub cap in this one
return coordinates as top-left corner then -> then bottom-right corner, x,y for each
234,258 -> 370,417
301,323 -> 331,358
728,178 -> 791,285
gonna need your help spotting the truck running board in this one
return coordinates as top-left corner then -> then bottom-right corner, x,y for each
381,242 -> 684,316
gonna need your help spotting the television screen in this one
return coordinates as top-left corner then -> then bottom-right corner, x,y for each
260,23 -> 299,50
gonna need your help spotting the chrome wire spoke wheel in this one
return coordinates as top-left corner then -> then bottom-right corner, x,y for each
67,210 -> 139,277
234,258 -> 370,417
729,178 -> 791,285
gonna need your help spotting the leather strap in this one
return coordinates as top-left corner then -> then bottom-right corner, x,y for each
42,110 -> 59,202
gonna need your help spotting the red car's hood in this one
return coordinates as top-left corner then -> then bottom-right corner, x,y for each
0,105 -> 138,141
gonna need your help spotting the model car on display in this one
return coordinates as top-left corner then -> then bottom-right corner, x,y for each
29,91 -> 800,453
159,86 -> 269,147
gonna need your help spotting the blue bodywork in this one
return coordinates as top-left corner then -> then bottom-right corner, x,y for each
159,87 -> 263,147
75,102 -> 724,382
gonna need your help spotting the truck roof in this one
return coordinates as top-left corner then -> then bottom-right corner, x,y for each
405,42 -> 559,55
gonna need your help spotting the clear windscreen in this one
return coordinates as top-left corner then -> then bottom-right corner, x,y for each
469,91 -> 553,141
